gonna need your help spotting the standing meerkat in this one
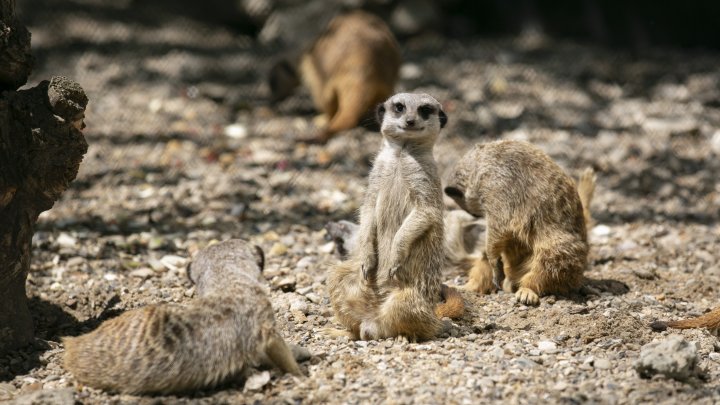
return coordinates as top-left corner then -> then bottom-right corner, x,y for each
268,10 -> 401,143
444,140 -> 596,305
63,239 -> 302,395
652,307 -> 720,336
328,93 -> 464,341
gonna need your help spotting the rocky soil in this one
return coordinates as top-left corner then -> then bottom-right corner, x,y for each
2,3 -> 720,404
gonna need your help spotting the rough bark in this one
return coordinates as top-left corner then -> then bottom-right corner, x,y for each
0,76 -> 88,353
0,0 -> 33,91
0,0 -> 88,354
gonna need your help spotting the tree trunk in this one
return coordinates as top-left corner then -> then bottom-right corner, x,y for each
0,0 -> 33,92
0,0 -> 88,354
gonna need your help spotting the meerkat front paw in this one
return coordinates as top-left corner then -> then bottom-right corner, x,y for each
515,287 -> 540,305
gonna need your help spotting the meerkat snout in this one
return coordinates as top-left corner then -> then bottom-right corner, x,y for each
268,59 -> 300,104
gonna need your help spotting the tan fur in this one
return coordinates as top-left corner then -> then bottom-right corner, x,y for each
328,93 -> 462,341
63,240 -> 301,395
436,284 -> 464,319
661,307 -> 720,336
269,11 -> 401,142
445,140 -> 596,305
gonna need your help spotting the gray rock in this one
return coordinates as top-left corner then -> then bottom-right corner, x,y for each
634,335 -> 700,382
289,344 -> 312,362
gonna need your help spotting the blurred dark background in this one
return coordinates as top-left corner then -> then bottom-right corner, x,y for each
17,0 -> 720,51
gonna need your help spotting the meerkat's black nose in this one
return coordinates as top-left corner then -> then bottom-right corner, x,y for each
406,118 -> 415,127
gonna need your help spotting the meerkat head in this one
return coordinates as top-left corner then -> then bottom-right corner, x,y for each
376,93 -> 447,144
268,59 -> 300,104
444,145 -> 484,217
187,240 -> 265,287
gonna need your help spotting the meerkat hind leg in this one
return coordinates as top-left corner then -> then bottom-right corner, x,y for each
464,253 -> 495,294
369,288 -> 442,341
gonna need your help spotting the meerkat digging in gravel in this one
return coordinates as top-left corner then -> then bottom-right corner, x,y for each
444,140 -> 596,305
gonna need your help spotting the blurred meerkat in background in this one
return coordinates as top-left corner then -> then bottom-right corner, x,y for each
268,10 -> 401,143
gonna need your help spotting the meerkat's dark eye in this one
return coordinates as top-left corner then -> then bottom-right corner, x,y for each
394,103 -> 405,113
418,104 -> 436,120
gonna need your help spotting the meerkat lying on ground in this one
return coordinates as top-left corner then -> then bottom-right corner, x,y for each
268,10 -> 401,143
444,140 -> 596,305
63,240 -> 302,395
652,307 -> 720,336
328,93 -> 464,341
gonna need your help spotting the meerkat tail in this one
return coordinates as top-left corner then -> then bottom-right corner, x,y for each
662,307 -> 720,332
577,167 -> 596,227
264,333 -> 303,376
434,284 -> 465,319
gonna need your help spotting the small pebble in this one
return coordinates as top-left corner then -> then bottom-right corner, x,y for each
538,340 -> 558,353
130,267 -> 155,279
56,233 -> 77,248
594,358 -> 612,369
269,243 -> 288,256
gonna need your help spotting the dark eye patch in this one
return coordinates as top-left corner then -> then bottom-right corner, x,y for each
418,104 -> 436,120
394,102 -> 405,113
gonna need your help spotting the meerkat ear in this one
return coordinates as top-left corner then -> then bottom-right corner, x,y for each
439,109 -> 448,128
186,262 -> 198,285
253,245 -> 265,271
375,103 -> 386,126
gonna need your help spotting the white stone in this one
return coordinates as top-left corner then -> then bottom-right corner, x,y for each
224,123 -> 248,139
56,233 -> 77,248
591,224 -> 611,237
538,340 -> 557,353
160,255 -> 187,271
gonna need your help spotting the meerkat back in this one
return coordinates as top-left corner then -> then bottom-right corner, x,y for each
300,11 -> 401,140
63,239 -> 300,395
444,140 -> 594,304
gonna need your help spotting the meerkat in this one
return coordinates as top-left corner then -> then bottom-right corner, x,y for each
328,93 -> 464,341
63,240 -> 302,395
268,10 -> 401,143
652,307 -> 720,336
444,140 -> 596,306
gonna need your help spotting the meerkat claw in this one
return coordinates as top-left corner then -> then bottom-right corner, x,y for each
388,265 -> 400,280
515,287 -> 540,306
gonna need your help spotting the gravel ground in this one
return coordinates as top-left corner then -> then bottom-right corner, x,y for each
2,4 -> 720,404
